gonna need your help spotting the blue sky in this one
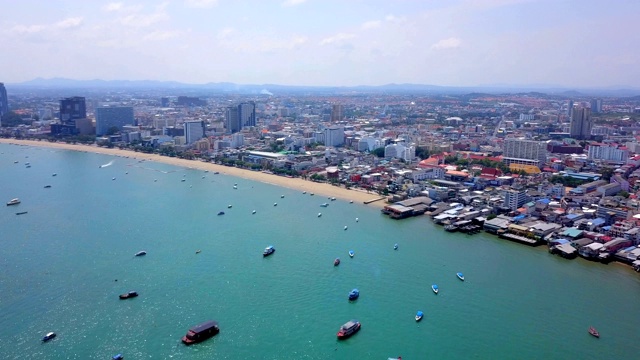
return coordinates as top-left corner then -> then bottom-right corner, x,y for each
1,0 -> 638,87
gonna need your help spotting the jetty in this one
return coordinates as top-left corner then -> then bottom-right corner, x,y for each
499,232 -> 539,246
364,197 -> 386,204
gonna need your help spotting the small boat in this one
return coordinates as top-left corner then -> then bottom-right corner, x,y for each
6,198 -> 20,206
589,326 -> 600,338
457,272 -> 464,281
273,203 -> 277,206
112,177 -> 116,180
44,185 -> 51,188
331,197 -> 336,201
13,160 -> 18,164
16,211 -> 28,215
334,258 -> 340,266
303,191 -> 307,194
52,173 -> 57,176
119,291 -> 138,300
349,250 -> 354,258
320,203 -> 329,207
263,245 -> 275,257
310,193 -> 314,196
336,320 -> 361,339
227,205 -> 232,208
318,213 -> 322,217
202,176 -> 205,179
356,218 -> 359,222
344,226 -> 348,230
181,179 -> 185,182
233,185 -> 237,189
281,195 -> 285,198
42,332 -> 56,342
196,250 -> 201,254
218,211 -> 225,215
134,251 -> 147,257
214,171 -> 219,174
415,311 -> 424,322
252,210 -> 256,214
182,320 -> 220,345
112,354 -> 124,360
348,288 -> 359,301
26,165 -> 31,168
350,200 -> 353,203
394,243 -> 398,250
432,284 -> 439,294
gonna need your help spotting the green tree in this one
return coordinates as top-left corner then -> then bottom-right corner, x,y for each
617,190 -> 630,198
371,147 -> 385,158
1,111 -> 26,127
106,126 -> 120,136
415,146 -> 430,160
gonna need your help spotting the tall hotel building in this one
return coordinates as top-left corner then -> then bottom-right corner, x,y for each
502,138 -> 547,167
570,107 -> 592,140
0,82 -> 8,119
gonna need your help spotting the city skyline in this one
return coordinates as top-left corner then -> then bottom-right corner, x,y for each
2,0 -> 639,88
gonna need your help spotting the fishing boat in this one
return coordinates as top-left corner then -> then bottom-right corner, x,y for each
349,250 -> 354,258
432,284 -> 439,294
457,272 -> 464,281
415,311 -> 423,322
348,288 -> 360,301
42,332 -> 56,342
16,211 -> 28,215
394,243 -> 398,250
134,251 -> 147,257
320,203 -> 329,207
119,291 -> 138,300
336,320 -> 361,339
263,245 -> 275,257
6,198 -> 20,206
334,258 -> 340,266
182,320 -> 220,345
112,354 -> 124,360
589,326 -> 600,338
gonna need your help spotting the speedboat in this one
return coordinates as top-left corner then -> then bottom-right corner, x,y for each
135,251 -> 147,257
394,244 -> 398,250
196,250 -> 201,254
218,211 -> 225,215
334,258 -> 340,266
273,203 -> 277,206
348,288 -> 359,301
349,250 -> 354,258
227,205 -> 232,208
42,332 -> 56,342
112,354 -> 124,360
44,185 -> 52,188
415,311 -> 424,322
252,210 -> 256,214
233,185 -> 237,189
320,203 -> 329,207
344,226 -> 348,230
119,291 -> 138,299
432,284 -> 439,294
318,213 -> 322,217
457,272 -> 465,281
263,245 -> 275,257
6,198 -> 20,206
589,326 -> 600,338
356,217 -> 359,222
182,320 -> 220,345
337,320 -> 361,339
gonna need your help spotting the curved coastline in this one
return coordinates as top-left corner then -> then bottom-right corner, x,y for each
0,139 -> 387,208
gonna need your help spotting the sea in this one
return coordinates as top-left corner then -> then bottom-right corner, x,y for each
1,143 -> 639,360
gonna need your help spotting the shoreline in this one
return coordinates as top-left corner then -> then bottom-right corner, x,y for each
0,139 -> 388,209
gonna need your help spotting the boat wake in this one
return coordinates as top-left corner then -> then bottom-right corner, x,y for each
99,160 -> 114,168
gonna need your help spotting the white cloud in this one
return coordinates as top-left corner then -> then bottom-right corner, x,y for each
319,33 -> 355,45
11,24 -> 46,34
103,2 -> 123,12
431,37 -> 462,50
217,27 -> 235,40
361,20 -> 381,30
384,14 -> 405,23
117,4 -> 169,27
282,0 -> 307,7
143,30 -> 181,41
55,17 -> 84,30
184,0 -> 219,8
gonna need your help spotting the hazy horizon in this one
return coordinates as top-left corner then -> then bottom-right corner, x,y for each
2,0 -> 639,88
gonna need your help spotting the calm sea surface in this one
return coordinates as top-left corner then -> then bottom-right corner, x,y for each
1,143 -> 639,360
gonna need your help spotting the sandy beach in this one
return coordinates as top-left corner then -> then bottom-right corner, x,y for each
0,139 -> 388,208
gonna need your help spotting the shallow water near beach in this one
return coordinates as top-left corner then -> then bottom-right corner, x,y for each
1,143 -> 639,359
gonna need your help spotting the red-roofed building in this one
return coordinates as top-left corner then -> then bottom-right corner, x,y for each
479,167 -> 502,180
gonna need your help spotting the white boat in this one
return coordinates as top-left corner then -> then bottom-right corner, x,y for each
394,243 -> 398,250
281,195 -> 285,198
344,226 -> 348,230
273,203 -> 277,206
457,272 -> 465,281
6,198 -> 20,206
135,251 -> 147,257
349,250 -> 354,258
432,284 -> 439,294
320,203 -> 329,207
415,311 -> 424,322
318,213 -> 322,217
252,210 -> 256,214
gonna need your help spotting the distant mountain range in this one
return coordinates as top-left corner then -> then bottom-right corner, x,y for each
8,77 -> 640,97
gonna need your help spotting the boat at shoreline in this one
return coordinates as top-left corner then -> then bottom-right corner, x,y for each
415,311 -> 423,322
457,272 -> 464,281
263,245 -> 275,257
6,198 -> 20,206
432,284 -> 439,294
182,320 -> 220,345
119,291 -> 138,300
336,320 -> 361,339
589,326 -> 600,338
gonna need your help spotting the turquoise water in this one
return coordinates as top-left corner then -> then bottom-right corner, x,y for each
1,143 -> 639,359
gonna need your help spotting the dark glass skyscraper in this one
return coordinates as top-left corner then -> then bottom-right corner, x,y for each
60,97 -> 87,126
0,82 -> 8,118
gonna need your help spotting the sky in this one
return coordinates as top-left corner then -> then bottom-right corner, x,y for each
1,0 -> 639,88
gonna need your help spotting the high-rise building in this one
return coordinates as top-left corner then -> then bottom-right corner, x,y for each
502,138 -> 547,164
96,106 -> 134,136
570,107 -> 592,140
587,143 -> 629,162
161,97 -> 170,107
0,82 -> 8,119
323,126 -> 344,147
60,97 -> 87,126
225,107 -> 240,133
503,189 -> 528,211
331,104 -> 344,122
590,99 -> 603,113
567,100 -> 574,116
184,120 -> 206,144
238,101 -> 256,128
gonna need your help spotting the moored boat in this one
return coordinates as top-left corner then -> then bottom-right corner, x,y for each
336,320 -> 361,339
415,311 -> 423,322
349,250 -> 354,258
589,326 -> 600,338
6,198 -> 20,206
432,284 -> 439,294
348,288 -> 359,301
218,211 -> 225,215
334,258 -> 340,266
182,320 -> 220,345
42,332 -> 56,342
394,243 -> 398,250
263,245 -> 275,257
112,354 -> 124,360
320,203 -> 329,207
119,291 -> 138,299
457,272 -> 464,281
135,251 -> 147,257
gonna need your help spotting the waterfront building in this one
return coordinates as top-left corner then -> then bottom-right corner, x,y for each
225,106 -> 240,133
503,189 -> 528,211
52,96 -> 87,135
0,82 -> 8,119
184,120 -> 206,145
570,107 -> 592,140
331,104 -> 344,122
95,105 -> 134,136
238,102 -> 256,128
